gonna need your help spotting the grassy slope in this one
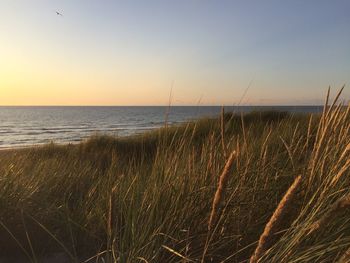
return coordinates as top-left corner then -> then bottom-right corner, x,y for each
0,107 -> 349,262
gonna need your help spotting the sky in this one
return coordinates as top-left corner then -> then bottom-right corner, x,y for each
0,0 -> 349,106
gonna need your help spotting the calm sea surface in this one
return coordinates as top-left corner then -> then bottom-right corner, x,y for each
0,106 -> 323,148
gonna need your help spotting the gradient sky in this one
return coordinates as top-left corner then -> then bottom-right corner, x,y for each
1,0 -> 349,105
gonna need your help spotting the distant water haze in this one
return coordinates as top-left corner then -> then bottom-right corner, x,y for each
0,106 -> 323,148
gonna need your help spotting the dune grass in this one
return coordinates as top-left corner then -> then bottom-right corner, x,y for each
0,94 -> 349,262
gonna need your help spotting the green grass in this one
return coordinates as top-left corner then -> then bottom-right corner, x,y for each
0,103 -> 349,262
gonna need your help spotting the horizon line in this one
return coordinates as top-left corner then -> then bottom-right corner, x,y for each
0,104 -> 325,107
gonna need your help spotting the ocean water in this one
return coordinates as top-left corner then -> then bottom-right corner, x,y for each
0,106 -> 323,148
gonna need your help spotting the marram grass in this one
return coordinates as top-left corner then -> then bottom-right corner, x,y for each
0,91 -> 349,262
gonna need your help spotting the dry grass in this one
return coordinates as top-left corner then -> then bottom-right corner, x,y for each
307,193 -> 350,236
250,175 -> 302,263
208,150 -> 236,231
0,90 -> 349,262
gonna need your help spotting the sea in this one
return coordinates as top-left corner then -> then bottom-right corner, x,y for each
0,106 -> 323,148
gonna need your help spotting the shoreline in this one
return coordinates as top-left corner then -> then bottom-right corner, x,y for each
0,108 -> 322,153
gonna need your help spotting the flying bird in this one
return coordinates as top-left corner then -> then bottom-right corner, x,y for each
56,11 -> 63,16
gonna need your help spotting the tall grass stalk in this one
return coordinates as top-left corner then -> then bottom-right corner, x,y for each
249,175 -> 302,263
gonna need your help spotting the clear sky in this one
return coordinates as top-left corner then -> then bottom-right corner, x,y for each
1,0 -> 349,105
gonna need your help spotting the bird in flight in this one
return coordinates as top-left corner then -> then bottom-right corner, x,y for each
56,11 -> 63,16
